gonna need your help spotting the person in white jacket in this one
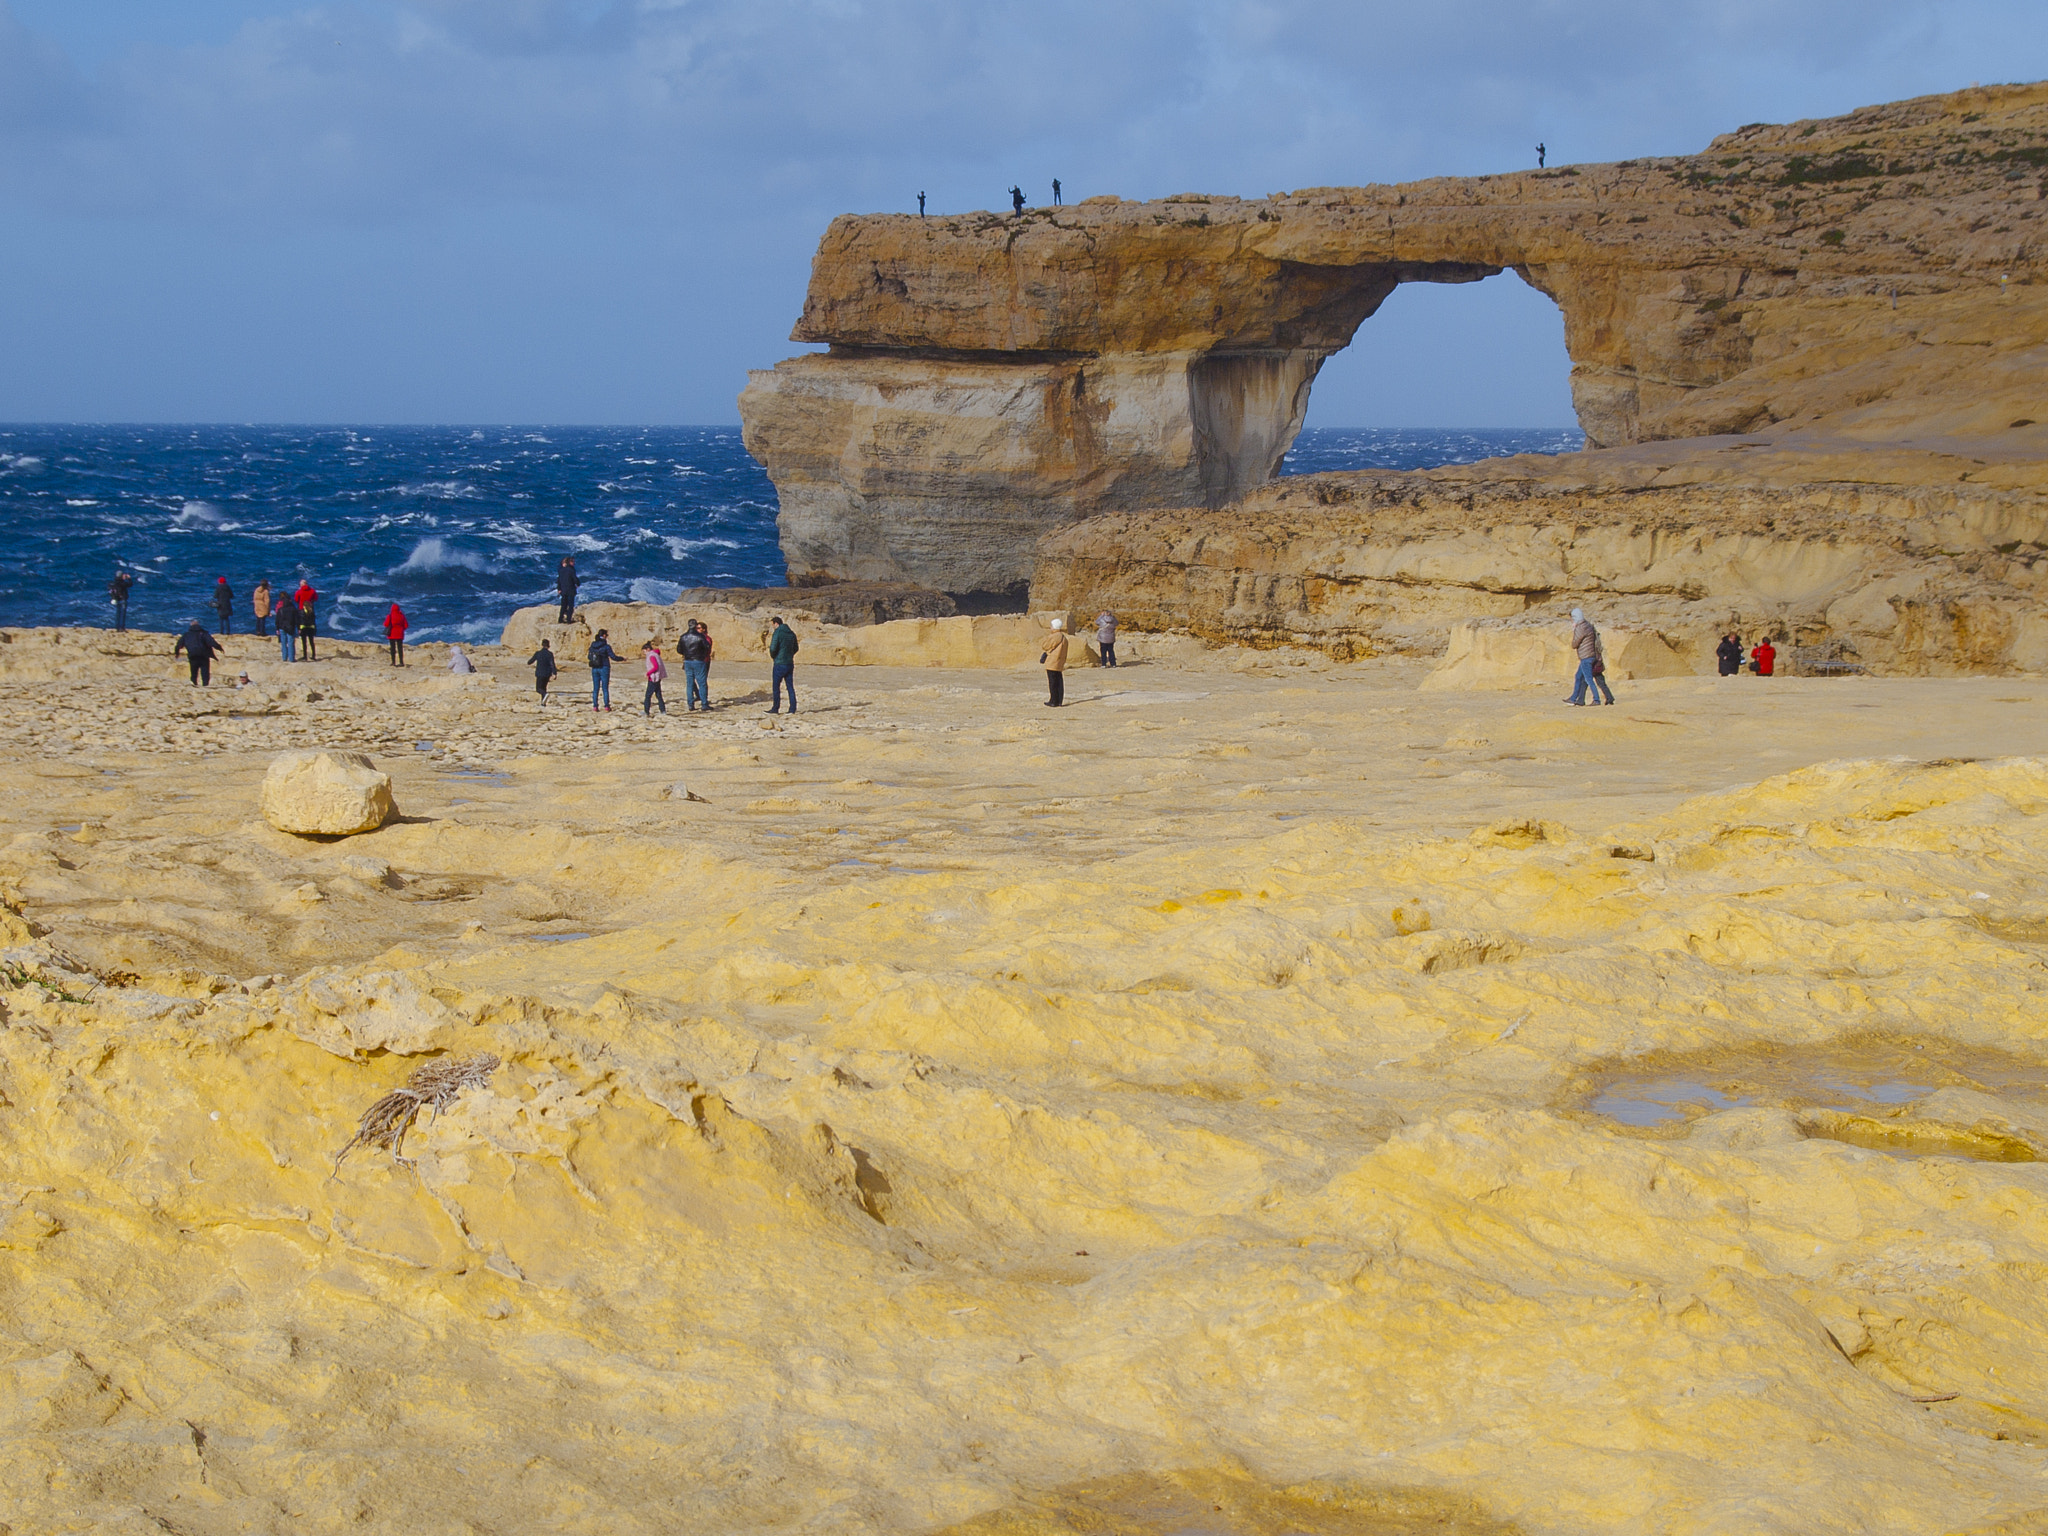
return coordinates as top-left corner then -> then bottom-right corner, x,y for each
643,642 -> 669,716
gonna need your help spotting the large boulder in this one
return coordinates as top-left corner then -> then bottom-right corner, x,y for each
261,750 -> 397,836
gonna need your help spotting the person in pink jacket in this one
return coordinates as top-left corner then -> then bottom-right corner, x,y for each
643,642 -> 668,716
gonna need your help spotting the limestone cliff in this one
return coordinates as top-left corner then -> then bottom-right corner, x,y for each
741,82 -> 2048,597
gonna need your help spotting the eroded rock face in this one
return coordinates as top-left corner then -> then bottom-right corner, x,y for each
741,82 -> 2048,594
261,750 -> 397,836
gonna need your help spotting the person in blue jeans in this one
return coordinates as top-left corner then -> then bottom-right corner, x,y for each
679,621 -> 712,711
273,592 -> 297,661
767,616 -> 799,713
1565,608 -> 1615,705
588,628 -> 618,711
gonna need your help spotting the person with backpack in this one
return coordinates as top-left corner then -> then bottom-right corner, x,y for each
1751,636 -> 1777,676
767,617 -> 799,714
529,638 -> 558,705
384,602 -> 409,666
212,577 -> 234,635
679,621 -> 712,711
587,628 -> 618,711
172,621 -> 223,686
272,590 -> 297,661
1565,608 -> 1614,706
643,642 -> 669,716
108,571 -> 134,632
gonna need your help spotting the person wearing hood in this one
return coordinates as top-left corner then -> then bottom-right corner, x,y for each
529,638 -> 558,704
1095,610 -> 1117,667
1041,617 -> 1069,706
252,578 -> 272,636
212,577 -> 234,634
272,589 -> 297,662
384,602 -> 409,666
1716,631 -> 1743,676
448,644 -> 476,674
1565,608 -> 1614,706
295,581 -> 319,661
172,621 -> 223,686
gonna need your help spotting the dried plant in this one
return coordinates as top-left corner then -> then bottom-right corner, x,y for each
332,1053 -> 500,1173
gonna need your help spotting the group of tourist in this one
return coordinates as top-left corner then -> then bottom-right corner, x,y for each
1717,631 -> 1779,677
118,568 -> 421,680
525,615 -> 800,717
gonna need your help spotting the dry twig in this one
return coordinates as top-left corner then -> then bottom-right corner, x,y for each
332,1053 -> 500,1173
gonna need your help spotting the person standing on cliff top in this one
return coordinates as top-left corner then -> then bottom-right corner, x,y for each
1565,608 -> 1613,706
252,578 -> 271,637
1536,142 -> 1546,168
1010,185 -> 1025,216
768,617 -> 799,714
272,589 -> 297,662
213,576 -> 234,635
557,556 -> 579,624
918,191 -> 926,216
1051,178 -> 1061,205
384,602 -> 409,666
108,570 -> 133,631
1042,617 -> 1069,707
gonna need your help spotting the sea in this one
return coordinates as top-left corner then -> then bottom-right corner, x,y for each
0,425 -> 1582,642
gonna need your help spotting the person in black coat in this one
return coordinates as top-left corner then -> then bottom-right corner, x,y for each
172,622 -> 223,686
109,571 -> 134,631
213,576 -> 234,634
1716,632 -> 1743,677
557,557 -> 579,624
529,639 -> 558,706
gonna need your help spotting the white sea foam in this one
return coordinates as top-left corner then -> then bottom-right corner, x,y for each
567,533 -> 609,553
665,535 -> 742,559
396,481 -> 477,500
394,538 -> 491,574
66,499 -> 101,507
0,454 -> 44,470
171,501 -> 240,531
628,578 -> 684,606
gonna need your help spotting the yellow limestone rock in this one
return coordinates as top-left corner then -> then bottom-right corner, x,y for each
1421,619 -> 1690,691
260,749 -> 397,836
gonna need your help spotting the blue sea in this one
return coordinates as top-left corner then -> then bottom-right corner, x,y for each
0,424 -> 1581,640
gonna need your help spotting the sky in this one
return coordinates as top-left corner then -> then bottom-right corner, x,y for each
0,1 -> 2041,428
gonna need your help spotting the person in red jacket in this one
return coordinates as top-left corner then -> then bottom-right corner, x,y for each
1750,637 -> 1777,676
384,602 -> 409,666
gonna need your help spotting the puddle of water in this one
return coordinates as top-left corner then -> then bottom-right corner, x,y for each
530,932 -> 591,944
414,741 -> 435,751
1589,1078 -> 1750,1127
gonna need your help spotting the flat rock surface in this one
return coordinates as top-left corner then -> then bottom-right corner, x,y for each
6,627 -> 2048,1533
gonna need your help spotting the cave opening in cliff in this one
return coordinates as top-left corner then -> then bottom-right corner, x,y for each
1286,270 -> 1580,475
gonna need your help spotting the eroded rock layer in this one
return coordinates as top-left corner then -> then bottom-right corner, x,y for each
741,82 -> 2048,594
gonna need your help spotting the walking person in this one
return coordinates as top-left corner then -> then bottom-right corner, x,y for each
273,590 -> 297,662
679,621 -> 712,712
700,620 -> 716,705
1095,610 -> 1118,667
108,570 -> 133,632
172,620 -> 223,686
767,616 -> 799,714
1565,608 -> 1614,706
587,628 -> 617,711
1716,631 -> 1744,677
294,580 -> 319,661
556,556 -> 579,624
1750,635 -> 1777,676
643,642 -> 669,716
384,602 -> 409,666
252,578 -> 272,637
1041,617 -> 1069,706
212,576 -> 234,635
529,638 -> 558,705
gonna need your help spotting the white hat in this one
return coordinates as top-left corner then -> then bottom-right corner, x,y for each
1571,607 -> 1584,621
1051,618 -> 1064,629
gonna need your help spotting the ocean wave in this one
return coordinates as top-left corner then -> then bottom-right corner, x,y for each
0,454 -> 45,471
627,578 -> 684,606
566,533 -> 609,553
395,481 -> 478,500
664,535 -> 742,559
66,499 -> 101,507
170,501 -> 241,531
393,537 -> 492,575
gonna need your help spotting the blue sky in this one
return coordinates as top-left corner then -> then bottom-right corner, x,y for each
0,1 -> 2040,427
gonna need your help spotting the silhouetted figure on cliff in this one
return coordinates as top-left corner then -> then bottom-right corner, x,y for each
918,191 -> 926,216
1051,178 -> 1062,205
1010,185 -> 1025,216
1536,142 -> 1546,168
